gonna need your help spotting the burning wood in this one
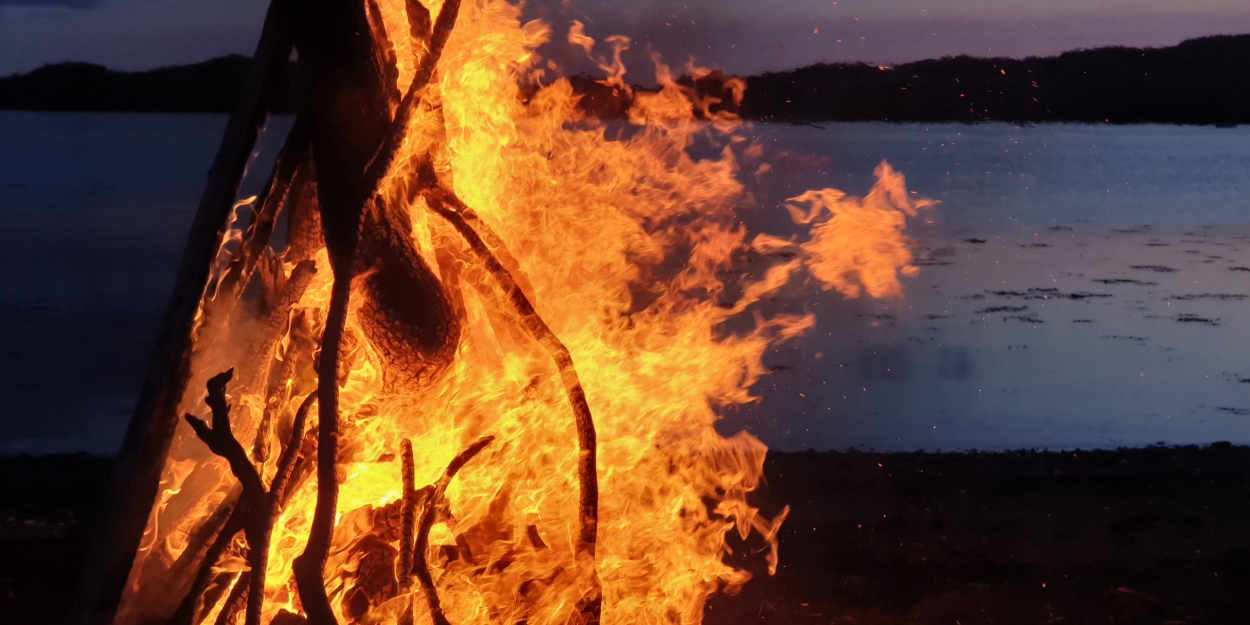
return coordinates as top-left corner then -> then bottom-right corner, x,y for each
76,0 -> 934,624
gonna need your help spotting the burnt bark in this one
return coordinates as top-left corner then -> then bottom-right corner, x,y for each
397,439 -> 417,589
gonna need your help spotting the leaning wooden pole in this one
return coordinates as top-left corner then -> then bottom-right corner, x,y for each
69,1 -> 294,622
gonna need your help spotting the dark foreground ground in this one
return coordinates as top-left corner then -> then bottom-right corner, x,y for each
5,445 -> 1250,624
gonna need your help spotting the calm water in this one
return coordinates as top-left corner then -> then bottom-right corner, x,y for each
2,111 -> 1250,454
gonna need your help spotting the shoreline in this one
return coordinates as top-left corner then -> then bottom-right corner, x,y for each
5,445 -> 1249,623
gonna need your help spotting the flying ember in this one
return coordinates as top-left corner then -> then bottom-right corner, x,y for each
102,1 -> 932,624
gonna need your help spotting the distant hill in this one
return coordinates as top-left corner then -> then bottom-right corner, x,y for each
738,34 -> 1250,125
0,55 -> 297,114
3,34 -> 1249,125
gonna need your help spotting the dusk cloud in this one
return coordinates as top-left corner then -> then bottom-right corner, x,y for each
0,0 -> 99,9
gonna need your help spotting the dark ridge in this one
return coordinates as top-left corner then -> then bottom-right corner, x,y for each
0,55 -> 298,114
570,34 -> 1250,126
736,34 -> 1250,125
5,34 -> 1249,125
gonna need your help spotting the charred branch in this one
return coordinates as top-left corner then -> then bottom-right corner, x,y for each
412,436 -> 494,625
185,370 -> 265,497
245,391 -> 315,625
364,0 -> 402,110
185,371 -> 316,625
295,2 -> 465,621
215,570 -> 250,625
293,276 -> 350,625
166,490 -> 243,625
284,159 -> 323,264
397,439 -> 416,590
222,118 -> 312,305
239,258 -> 319,390
353,0 -> 462,210
420,187 -> 600,554
420,185 -> 602,623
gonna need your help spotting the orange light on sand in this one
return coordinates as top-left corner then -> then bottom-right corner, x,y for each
113,2 -> 932,624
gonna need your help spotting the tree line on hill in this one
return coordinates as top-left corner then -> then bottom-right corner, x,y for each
0,55 -> 298,114
2,34 -> 1248,125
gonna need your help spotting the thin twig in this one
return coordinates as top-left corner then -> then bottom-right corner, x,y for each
365,0 -> 402,109
354,0 -> 462,205
225,118 -> 312,303
412,436 -> 494,625
272,392 -> 317,499
247,391 -> 316,625
167,492 -> 243,625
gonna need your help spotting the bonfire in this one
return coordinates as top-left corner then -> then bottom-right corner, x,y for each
73,1 -> 931,624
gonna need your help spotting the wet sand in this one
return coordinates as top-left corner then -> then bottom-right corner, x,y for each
7,447 -> 1250,624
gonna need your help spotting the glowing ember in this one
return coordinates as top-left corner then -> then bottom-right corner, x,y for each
111,1 -> 932,624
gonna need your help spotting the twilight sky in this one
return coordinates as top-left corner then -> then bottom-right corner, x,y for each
2,0 -> 1250,77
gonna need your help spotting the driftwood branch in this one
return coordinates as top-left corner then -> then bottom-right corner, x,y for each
412,436 -> 494,625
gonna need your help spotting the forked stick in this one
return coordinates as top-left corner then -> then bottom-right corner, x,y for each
412,436 -> 495,625
185,371 -> 316,625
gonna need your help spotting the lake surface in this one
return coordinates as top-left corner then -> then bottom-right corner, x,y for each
2,112 -> 1250,454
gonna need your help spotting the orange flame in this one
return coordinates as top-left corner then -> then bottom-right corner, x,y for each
114,2 -> 932,624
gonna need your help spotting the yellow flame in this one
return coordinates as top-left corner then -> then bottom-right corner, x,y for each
114,2 -> 933,624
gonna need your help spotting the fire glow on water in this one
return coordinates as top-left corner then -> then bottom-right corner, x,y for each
116,1 -> 932,623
